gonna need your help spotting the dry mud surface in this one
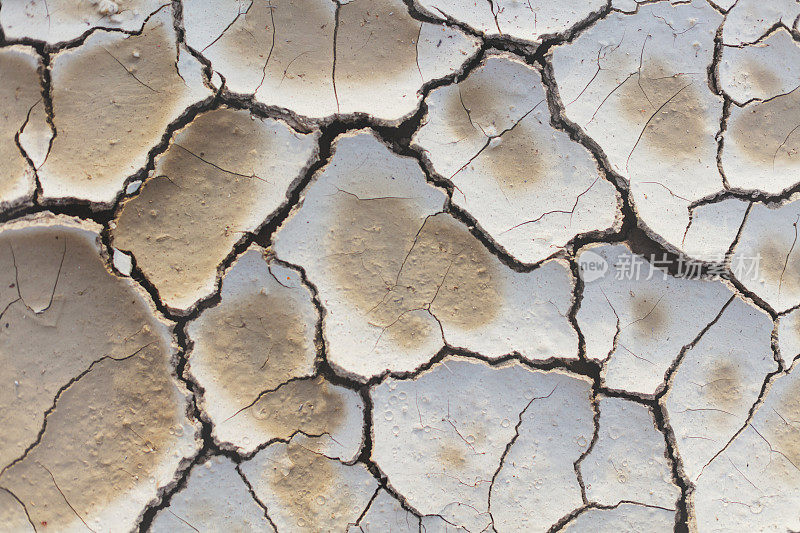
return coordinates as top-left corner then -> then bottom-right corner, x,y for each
2,0 -> 800,531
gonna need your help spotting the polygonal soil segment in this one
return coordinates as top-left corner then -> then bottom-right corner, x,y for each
551,0 -> 725,252
182,0 -> 337,115
731,198 -> 800,314
0,213 -> 199,532
0,46 -> 49,212
411,0 -> 606,45
149,456 -> 275,532
222,375 -> 364,461
693,361 -> 800,532
239,439 -> 378,532
370,356 -> 594,532
719,29 -> 800,105
580,396 -> 679,511
112,107 -> 319,314
272,129 -> 445,379
37,7 -> 211,205
334,0 -> 481,121
577,244 -> 736,396
490,371 -> 596,533
0,213 -> 177,466
664,295 -> 777,481
0,0 -> 168,44
186,246 -> 364,459
273,129 -> 578,381
721,0 -> 800,46
722,89 -> 800,194
413,52 -> 621,264
681,198 -> 749,262
183,0 -> 480,122
719,24 -> 800,195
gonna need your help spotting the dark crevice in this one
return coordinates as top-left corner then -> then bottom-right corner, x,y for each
717,96 -> 732,189
332,1 -> 341,113
549,499 -> 679,532
235,463 -> 280,531
347,486 -> 383,531
12,97 -> 43,211
573,386 -> 602,505
134,315 -> 243,531
0,486 -> 38,532
653,401 -> 693,533
1,2 -> 782,533
656,295 -> 736,400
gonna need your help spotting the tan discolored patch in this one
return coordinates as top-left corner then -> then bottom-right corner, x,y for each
267,442 -> 356,531
218,0 -> 335,91
770,424 -> 800,480
626,291 -> 667,336
204,0 -> 275,84
441,72 -> 504,141
456,71 -> 501,127
704,361 -> 743,412
0,218 -> 180,470
0,47 -> 42,207
416,214 -> 501,330
40,11 -> 207,203
742,58 -> 783,99
729,89 -> 800,167
265,0 -> 337,87
191,290 -> 314,408
112,107 -> 317,311
757,238 -> 800,296
0,344 -> 188,530
4,230 -> 69,313
762,376 -> 800,479
437,57 -> 540,140
483,121 -> 547,194
336,0 -> 420,88
442,85 -> 488,143
437,440 -> 468,470
617,63 -> 710,161
326,194 -> 435,349
326,196 -> 500,347
374,310 -> 438,351
0,216 -> 193,530
246,376 -> 347,440
267,0 -> 336,87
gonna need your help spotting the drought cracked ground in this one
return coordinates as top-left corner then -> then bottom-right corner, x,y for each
3,0 -> 800,531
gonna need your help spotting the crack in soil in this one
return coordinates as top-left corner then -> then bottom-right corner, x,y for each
6,0 -> 800,530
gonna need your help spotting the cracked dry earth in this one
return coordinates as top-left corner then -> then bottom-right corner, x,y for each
5,1 -> 800,533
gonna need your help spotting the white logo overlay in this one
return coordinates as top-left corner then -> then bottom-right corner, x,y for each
578,250 -> 608,283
